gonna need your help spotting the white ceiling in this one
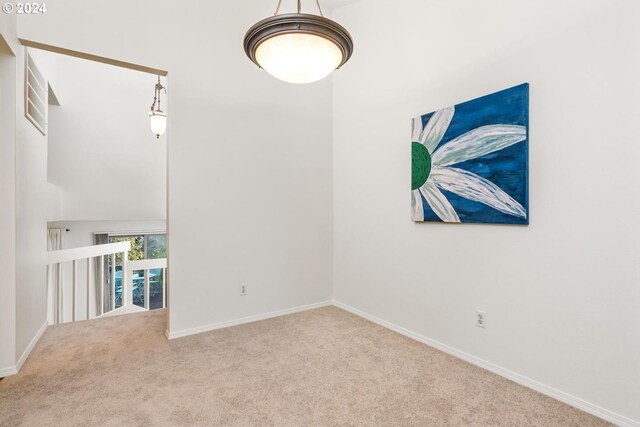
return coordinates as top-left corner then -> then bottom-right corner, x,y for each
268,0 -> 361,14
321,0 -> 362,9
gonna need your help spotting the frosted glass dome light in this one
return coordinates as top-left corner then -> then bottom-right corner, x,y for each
244,6 -> 353,85
255,33 -> 343,84
149,110 -> 166,138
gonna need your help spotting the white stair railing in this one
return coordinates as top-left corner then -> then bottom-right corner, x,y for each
125,258 -> 168,310
47,242 -> 168,324
47,241 -> 130,324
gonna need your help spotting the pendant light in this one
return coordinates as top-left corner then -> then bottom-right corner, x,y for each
244,0 -> 353,84
149,76 -> 166,138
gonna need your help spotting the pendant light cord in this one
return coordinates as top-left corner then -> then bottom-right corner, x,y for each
274,0 -> 324,17
150,78 -> 158,111
151,76 -> 165,112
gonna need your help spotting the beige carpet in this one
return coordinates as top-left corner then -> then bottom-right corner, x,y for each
0,307 -> 610,427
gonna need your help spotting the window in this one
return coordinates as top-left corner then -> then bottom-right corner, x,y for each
107,233 -> 166,310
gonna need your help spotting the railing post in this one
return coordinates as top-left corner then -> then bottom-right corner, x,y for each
144,269 -> 150,310
111,253 -> 116,310
86,257 -> 91,320
162,268 -> 166,308
46,264 -> 51,325
72,260 -> 77,322
122,250 -> 131,307
57,263 -> 62,324
100,255 -> 104,315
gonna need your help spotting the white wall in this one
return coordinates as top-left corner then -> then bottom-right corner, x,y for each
14,46 -> 52,366
1,15 -> 59,374
45,53 -> 166,221
46,182 -> 62,221
0,36 -> 53,372
0,30 -> 17,375
332,0 -> 640,424
28,50 -> 63,223
18,0 -> 334,336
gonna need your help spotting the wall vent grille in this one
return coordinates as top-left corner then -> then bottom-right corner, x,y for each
25,50 -> 47,135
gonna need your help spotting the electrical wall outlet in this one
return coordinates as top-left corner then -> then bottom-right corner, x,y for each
240,284 -> 248,296
476,310 -> 486,328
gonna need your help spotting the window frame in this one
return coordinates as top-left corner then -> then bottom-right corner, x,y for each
106,231 -> 166,260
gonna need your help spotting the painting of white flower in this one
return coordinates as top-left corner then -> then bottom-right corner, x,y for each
412,83 -> 529,224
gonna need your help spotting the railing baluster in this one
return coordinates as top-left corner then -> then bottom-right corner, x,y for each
86,257 -> 91,320
162,268 -> 166,308
100,255 -> 104,315
72,260 -> 77,322
46,264 -> 51,325
144,268 -> 150,310
57,263 -> 62,324
111,253 -> 116,310
122,251 -> 129,307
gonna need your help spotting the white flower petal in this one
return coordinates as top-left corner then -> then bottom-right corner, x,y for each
432,125 -> 526,167
411,190 -> 424,221
421,106 -> 455,153
431,167 -> 526,218
419,181 -> 460,223
411,117 -> 422,142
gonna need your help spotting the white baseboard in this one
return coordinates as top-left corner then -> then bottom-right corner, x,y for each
15,321 -> 48,372
332,300 -> 639,427
0,321 -> 49,378
0,365 -> 17,378
166,300 -> 332,340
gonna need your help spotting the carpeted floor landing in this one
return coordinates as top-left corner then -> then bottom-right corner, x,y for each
0,306 -> 610,426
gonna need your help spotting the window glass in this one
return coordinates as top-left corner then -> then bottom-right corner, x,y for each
147,234 -> 167,259
109,236 -> 145,263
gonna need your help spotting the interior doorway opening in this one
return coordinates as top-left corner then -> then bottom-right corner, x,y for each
27,40 -> 171,325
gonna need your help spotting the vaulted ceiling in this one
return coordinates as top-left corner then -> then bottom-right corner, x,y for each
320,0 -> 362,10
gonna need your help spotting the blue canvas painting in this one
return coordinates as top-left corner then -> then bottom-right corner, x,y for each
411,83 -> 529,224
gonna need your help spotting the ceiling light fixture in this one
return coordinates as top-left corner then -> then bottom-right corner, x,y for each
149,76 -> 166,139
244,0 -> 354,84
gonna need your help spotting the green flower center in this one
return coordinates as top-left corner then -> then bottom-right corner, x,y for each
412,142 -> 431,190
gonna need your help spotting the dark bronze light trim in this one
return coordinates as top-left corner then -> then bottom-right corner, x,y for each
243,13 -> 354,69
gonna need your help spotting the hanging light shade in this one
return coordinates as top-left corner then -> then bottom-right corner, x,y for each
244,1 -> 353,84
149,76 -> 167,138
149,109 -> 166,137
